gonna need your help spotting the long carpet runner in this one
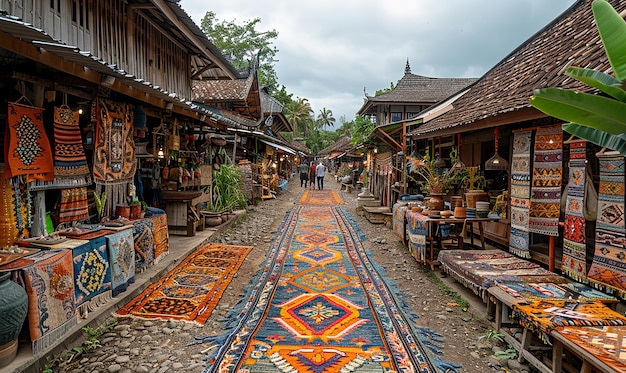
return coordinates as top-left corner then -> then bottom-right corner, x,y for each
117,243 -> 251,324
509,130 -> 533,258
199,189 -> 457,372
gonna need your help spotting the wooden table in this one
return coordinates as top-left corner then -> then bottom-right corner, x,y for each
161,191 -> 211,236
405,214 -> 499,269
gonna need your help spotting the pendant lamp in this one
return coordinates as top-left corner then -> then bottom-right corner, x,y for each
485,127 -> 508,171
453,133 -> 465,169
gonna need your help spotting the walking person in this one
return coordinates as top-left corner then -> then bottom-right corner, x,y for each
308,161 -> 316,189
316,161 -> 326,190
299,161 -> 309,187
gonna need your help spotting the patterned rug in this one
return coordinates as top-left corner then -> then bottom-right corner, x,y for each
496,280 -> 616,303
144,208 -> 169,263
392,202 -> 410,243
438,249 -> 565,302
555,326 -> 626,371
562,140 -> 589,281
4,102 -> 54,181
588,154 -> 626,298
509,130 -> 533,258
70,237 -> 112,315
296,189 -> 344,205
131,219 -> 155,273
513,299 -> 626,343
117,243 -> 251,324
105,227 -> 135,297
529,125 -> 562,237
199,190 -> 459,373
22,249 -> 77,354
407,210 -> 430,264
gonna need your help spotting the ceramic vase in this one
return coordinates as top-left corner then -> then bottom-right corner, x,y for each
0,272 -> 28,368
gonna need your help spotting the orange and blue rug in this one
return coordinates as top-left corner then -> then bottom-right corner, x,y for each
198,190 -> 458,372
116,243 -> 251,324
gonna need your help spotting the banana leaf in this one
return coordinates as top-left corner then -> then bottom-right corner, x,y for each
593,0 -> 626,81
530,88 -> 626,135
562,122 -> 626,155
565,67 -> 626,102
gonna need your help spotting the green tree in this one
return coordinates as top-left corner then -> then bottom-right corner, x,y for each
316,108 -> 336,131
375,82 -> 396,96
200,11 -> 279,90
285,97 -> 314,138
530,0 -> 626,154
350,115 -> 374,146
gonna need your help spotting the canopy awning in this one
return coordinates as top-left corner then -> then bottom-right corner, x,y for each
259,139 -> 296,155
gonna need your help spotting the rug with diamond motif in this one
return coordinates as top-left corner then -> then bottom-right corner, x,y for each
117,243 -> 251,324
198,190 -> 459,373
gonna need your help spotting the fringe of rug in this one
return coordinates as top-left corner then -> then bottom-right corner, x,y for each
32,316 -> 78,355
153,250 -> 169,265
29,175 -> 92,191
78,290 -> 113,319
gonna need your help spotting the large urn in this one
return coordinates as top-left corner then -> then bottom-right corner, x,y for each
0,272 -> 28,368
427,193 -> 445,212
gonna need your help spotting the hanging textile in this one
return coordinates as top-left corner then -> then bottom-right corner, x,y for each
0,166 -> 19,248
92,98 -> 137,217
52,106 -> 90,184
57,187 -> 90,225
562,140 -> 589,281
587,154 -> 626,298
509,130 -> 533,258
4,102 -> 54,181
529,125 -> 563,237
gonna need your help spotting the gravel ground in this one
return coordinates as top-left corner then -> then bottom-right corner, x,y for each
50,177 -> 531,373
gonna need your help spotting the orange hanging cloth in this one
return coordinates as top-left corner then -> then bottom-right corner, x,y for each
4,102 -> 54,181
0,166 -> 19,248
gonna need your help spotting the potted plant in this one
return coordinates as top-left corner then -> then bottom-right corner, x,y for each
407,153 -> 456,211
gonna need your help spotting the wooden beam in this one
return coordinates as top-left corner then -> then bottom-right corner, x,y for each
0,31 -> 225,131
374,127 -> 402,150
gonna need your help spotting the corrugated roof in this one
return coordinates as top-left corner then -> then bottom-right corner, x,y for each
411,0 -> 622,139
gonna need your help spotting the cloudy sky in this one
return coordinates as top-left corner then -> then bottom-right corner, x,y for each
179,0 -> 577,127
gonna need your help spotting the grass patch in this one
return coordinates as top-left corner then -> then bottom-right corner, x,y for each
423,267 -> 470,311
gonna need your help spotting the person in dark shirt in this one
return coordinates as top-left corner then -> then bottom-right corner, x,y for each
308,162 -> 317,189
299,162 -> 309,187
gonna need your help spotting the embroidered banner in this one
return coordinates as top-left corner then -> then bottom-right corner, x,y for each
588,154 -> 626,298
529,125 -> 562,237
509,130 -> 533,258
4,102 -> 54,181
562,140 -> 589,281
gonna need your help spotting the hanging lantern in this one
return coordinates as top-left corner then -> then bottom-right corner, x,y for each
485,127 -> 508,171
453,133 -> 465,169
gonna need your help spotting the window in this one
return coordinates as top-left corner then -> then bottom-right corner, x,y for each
391,112 -> 402,122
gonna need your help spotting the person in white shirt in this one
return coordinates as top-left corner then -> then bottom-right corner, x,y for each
316,162 -> 326,190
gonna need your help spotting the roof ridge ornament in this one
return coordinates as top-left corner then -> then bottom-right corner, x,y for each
405,58 -> 411,75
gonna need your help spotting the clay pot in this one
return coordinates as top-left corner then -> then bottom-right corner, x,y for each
204,212 -> 223,227
454,207 -> 467,219
427,193 -> 445,212
440,210 -> 452,219
116,205 -> 131,219
130,204 -> 142,220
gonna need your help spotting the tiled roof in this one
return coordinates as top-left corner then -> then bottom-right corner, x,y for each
289,140 -> 311,154
319,136 -> 352,155
191,73 -> 255,102
368,73 -> 476,104
411,0 -> 623,138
